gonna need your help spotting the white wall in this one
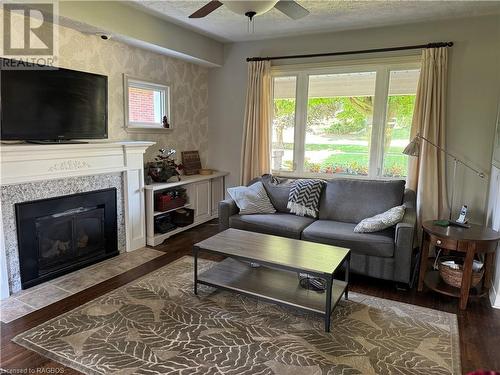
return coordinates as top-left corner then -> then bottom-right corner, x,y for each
487,165 -> 500,308
487,104 -> 500,308
208,15 -> 500,223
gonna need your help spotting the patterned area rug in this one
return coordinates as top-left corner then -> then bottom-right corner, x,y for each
14,256 -> 460,374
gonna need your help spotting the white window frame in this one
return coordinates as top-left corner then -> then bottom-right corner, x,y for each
271,56 -> 420,179
124,75 -> 171,130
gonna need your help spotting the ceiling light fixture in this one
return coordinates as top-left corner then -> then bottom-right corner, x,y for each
189,0 -> 310,24
224,1 -> 278,16
224,1 -> 278,33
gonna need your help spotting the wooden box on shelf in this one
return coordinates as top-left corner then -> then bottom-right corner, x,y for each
155,195 -> 187,212
171,208 -> 194,227
181,151 -> 201,175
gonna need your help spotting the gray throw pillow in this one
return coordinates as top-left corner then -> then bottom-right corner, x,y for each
227,182 -> 276,215
354,205 -> 405,233
261,174 -> 294,213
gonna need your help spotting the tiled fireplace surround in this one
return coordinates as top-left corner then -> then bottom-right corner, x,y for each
0,141 -> 154,299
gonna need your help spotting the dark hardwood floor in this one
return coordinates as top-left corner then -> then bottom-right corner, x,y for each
1,220 -> 499,374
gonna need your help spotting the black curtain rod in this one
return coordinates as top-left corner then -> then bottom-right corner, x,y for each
246,41 -> 453,62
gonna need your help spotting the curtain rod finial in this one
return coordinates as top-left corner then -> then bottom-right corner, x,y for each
246,57 -> 269,62
427,41 -> 454,48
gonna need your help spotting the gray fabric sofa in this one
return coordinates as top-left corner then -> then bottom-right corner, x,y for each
219,175 -> 417,285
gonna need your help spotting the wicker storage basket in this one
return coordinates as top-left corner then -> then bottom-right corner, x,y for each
438,256 -> 484,288
199,168 -> 213,175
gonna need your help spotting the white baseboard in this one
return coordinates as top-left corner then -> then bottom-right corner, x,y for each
490,283 -> 500,309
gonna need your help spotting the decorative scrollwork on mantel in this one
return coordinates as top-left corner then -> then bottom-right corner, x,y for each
48,160 -> 91,172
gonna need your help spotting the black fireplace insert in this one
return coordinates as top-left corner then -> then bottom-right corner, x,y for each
15,188 -> 118,289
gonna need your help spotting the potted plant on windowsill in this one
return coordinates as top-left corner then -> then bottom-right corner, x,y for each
146,149 -> 184,183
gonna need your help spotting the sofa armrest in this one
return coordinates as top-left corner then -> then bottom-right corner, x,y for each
402,188 -> 416,210
393,189 -> 417,283
219,198 -> 239,231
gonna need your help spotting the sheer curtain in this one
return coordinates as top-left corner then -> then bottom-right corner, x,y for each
240,61 -> 272,185
407,47 -> 449,224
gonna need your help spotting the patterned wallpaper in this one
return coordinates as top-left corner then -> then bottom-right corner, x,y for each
12,20 -> 209,164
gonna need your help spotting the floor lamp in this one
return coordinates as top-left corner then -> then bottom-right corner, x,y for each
403,133 -> 487,221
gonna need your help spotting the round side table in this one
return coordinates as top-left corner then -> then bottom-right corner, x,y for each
417,220 -> 500,310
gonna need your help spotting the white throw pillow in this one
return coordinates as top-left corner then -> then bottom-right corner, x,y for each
227,182 -> 276,215
354,205 -> 406,233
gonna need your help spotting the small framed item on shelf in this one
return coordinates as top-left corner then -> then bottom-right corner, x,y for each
181,151 -> 202,175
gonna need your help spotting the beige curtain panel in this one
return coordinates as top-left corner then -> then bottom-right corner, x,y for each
240,60 -> 272,185
407,47 -> 449,224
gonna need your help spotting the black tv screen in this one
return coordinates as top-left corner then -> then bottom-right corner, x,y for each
0,61 -> 108,141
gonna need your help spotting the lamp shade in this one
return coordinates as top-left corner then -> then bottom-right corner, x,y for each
403,136 -> 421,156
224,1 -> 279,16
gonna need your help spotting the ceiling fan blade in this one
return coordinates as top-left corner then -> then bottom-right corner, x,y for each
189,1 -> 223,18
274,1 -> 309,20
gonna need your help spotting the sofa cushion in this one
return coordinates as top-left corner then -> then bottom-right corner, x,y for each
229,213 -> 315,239
227,182 -> 276,215
261,174 -> 294,213
319,178 -> 405,224
301,220 -> 395,257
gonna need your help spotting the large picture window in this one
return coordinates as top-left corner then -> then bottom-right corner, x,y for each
271,60 -> 420,178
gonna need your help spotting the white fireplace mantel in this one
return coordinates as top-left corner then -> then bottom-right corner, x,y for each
0,141 -> 153,185
0,141 -> 155,298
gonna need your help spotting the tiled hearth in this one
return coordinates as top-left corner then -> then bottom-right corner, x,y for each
0,247 -> 163,323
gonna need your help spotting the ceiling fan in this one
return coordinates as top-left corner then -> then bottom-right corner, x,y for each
189,0 -> 310,21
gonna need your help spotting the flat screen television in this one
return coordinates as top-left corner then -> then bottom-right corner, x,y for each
0,60 -> 108,141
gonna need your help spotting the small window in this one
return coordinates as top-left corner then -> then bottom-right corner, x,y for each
124,76 -> 171,130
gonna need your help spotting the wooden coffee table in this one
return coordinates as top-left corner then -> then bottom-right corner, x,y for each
193,228 -> 351,332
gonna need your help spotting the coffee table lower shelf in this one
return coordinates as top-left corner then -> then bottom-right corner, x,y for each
196,257 -> 347,331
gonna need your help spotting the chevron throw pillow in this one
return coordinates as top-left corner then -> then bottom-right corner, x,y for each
227,182 -> 276,215
287,179 -> 325,218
